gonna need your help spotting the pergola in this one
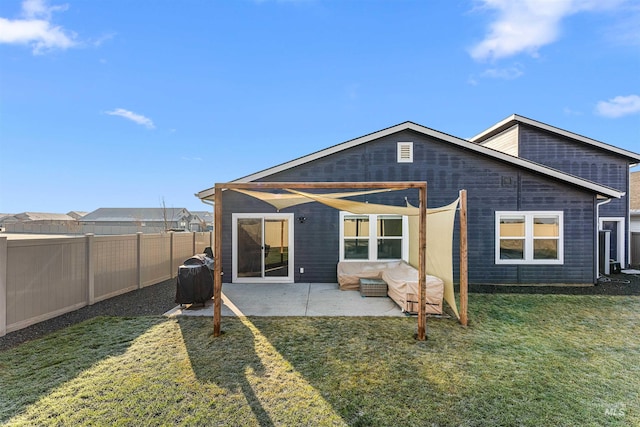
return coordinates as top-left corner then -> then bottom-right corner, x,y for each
211,181 -> 468,341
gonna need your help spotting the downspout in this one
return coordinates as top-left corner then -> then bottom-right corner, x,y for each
596,197 -> 612,280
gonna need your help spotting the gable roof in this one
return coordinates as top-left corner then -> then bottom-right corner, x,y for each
13,212 -> 76,221
196,121 -> 625,201
67,211 -> 88,219
191,211 -> 214,222
80,208 -> 191,222
470,114 -> 640,165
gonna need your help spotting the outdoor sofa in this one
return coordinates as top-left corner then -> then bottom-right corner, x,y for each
337,260 -> 444,314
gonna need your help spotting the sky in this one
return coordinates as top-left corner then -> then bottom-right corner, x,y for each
0,0 -> 639,215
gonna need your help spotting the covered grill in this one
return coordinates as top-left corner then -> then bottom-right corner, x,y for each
175,251 -> 214,306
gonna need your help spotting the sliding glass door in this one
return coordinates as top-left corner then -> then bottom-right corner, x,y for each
233,213 -> 294,282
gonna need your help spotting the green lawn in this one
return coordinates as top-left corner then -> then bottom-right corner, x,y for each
1,294 -> 638,426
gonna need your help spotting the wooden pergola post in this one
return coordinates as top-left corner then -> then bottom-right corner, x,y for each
417,184 -> 427,341
211,181 -> 429,339
213,184 -> 223,337
459,189 -> 468,327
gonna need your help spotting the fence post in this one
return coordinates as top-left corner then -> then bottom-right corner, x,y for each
0,236 -> 7,337
86,233 -> 95,305
137,232 -> 143,289
193,231 -> 197,255
170,231 -> 175,278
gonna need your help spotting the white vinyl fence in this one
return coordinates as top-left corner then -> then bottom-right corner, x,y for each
0,232 -> 212,337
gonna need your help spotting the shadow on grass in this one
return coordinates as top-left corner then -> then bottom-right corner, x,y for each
177,315 -> 353,425
177,317 -> 274,427
178,314 -> 467,426
250,316 -> 468,426
0,316 -> 167,423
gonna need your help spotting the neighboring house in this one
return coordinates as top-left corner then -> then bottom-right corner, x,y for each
190,211 -> 214,232
79,208 -> 193,234
630,171 -> 640,267
630,171 -> 640,232
67,211 -> 88,220
2,212 -> 79,234
0,214 -> 14,231
197,116 -> 640,286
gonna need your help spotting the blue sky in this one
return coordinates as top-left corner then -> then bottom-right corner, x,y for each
1,0 -> 639,214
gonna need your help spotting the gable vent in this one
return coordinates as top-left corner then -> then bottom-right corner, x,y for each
397,142 -> 413,163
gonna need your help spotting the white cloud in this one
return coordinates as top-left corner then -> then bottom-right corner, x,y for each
469,0 -> 627,61
0,0 -> 77,54
595,95 -> 640,118
21,0 -> 68,19
480,64 -> 524,79
106,108 -> 156,129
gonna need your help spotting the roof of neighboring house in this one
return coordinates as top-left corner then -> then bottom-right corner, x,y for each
14,212 -> 76,221
0,214 -> 16,224
191,211 -> 214,222
470,114 -> 640,164
66,211 -> 88,219
631,171 -> 640,211
80,208 -> 191,222
196,120 -> 625,201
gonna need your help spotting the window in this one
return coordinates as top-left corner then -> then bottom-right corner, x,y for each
495,211 -> 563,264
340,212 -> 408,261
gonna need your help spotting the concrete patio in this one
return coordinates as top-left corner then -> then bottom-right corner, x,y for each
164,282 -> 407,318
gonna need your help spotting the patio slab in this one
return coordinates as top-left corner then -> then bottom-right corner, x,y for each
164,282 -> 405,318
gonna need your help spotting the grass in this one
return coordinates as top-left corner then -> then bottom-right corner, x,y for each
1,294 -> 639,426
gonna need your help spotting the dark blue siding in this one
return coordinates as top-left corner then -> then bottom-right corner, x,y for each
518,125 -> 629,218
221,129 -> 599,285
517,125 -> 631,267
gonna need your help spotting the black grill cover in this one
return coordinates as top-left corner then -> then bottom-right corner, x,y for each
175,255 -> 214,304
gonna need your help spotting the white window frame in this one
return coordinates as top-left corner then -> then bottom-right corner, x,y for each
339,212 -> 409,262
495,211 -> 564,265
231,213 -> 294,283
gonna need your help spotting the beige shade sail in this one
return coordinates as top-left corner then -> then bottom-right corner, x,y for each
232,188 -> 405,211
230,187 -> 460,318
284,189 -> 420,216
408,199 -> 460,318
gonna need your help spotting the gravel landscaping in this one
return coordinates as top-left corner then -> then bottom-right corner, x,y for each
0,279 -> 177,351
1,272 -> 639,351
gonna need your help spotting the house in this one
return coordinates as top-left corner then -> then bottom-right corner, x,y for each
630,171 -> 640,267
66,211 -> 88,220
2,212 -> 79,234
79,207 -> 193,235
470,114 -> 639,271
196,115 -> 640,286
190,211 -> 214,232
0,214 -> 13,232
